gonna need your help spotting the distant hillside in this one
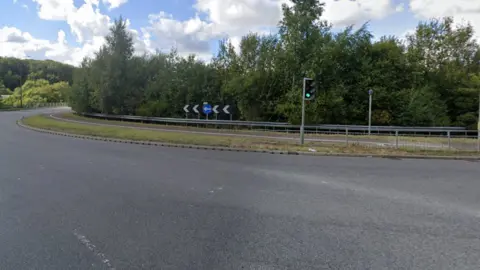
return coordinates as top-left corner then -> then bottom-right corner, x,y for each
0,57 -> 75,92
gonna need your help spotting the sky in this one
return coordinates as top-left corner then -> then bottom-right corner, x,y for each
0,0 -> 479,66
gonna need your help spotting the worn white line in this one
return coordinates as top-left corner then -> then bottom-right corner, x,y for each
73,229 -> 116,270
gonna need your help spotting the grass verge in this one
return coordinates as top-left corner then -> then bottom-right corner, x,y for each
23,114 -> 480,157
58,112 -> 478,146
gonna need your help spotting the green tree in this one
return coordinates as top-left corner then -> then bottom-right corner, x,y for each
0,80 -> 12,95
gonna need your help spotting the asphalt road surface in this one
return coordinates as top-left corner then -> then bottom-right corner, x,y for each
1,108 -> 480,269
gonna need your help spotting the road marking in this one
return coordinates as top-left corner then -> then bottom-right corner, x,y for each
73,230 -> 116,270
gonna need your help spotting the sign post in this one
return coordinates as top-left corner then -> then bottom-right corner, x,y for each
203,102 -> 212,120
300,78 -> 308,145
185,103 -> 231,120
213,105 -> 219,120
223,105 -> 232,121
193,104 -> 200,119
183,105 -> 189,118
477,91 -> 480,152
368,89 -> 373,135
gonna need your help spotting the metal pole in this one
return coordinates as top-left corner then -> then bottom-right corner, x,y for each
395,130 -> 399,149
477,90 -> 480,152
368,91 -> 372,135
448,131 -> 451,150
345,127 -> 349,146
300,78 -> 306,145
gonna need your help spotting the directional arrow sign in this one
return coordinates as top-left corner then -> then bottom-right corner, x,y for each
213,105 -> 219,114
183,105 -> 189,113
193,104 -> 199,114
223,105 -> 230,114
203,104 -> 212,115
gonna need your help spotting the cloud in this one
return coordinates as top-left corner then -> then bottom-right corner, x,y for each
0,26 -> 53,59
2,27 -> 30,43
24,0 -> 150,65
31,0 -> 75,20
194,0 -> 286,37
31,0 -> 110,42
10,0 -> 407,65
322,0 -> 401,27
102,0 -> 128,9
145,12 -> 213,57
142,0 -> 401,58
409,0 -> 480,40
66,2 -> 111,43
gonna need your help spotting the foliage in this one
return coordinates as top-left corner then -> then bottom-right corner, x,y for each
0,80 -> 12,95
67,3 -> 480,128
0,57 -> 74,91
2,79 -> 70,107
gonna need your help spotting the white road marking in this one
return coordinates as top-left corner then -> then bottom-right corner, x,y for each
73,230 -> 116,270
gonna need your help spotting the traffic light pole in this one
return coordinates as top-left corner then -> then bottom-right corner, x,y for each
300,78 -> 306,145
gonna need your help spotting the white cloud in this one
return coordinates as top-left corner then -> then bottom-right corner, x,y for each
142,0 -> 401,59
102,0 -> 128,9
130,28 -> 155,56
0,26 -> 58,59
146,12 -> 213,56
32,0 -> 75,20
194,0 -> 285,36
31,0 -> 110,42
13,0 -> 405,65
66,2 -> 111,43
409,0 -> 480,40
322,0 -> 401,27
25,0 -> 150,65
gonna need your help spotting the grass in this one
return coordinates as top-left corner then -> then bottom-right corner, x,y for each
58,112 -> 480,146
23,114 -> 480,157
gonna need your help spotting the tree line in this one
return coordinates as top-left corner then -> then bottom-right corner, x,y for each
0,57 -> 74,108
68,1 -> 480,128
0,57 -> 74,92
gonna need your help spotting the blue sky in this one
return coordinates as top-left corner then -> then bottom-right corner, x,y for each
0,0 -> 478,65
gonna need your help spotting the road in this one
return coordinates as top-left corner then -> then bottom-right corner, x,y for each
1,108 -> 480,269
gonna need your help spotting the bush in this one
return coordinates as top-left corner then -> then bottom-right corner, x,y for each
136,100 -> 168,117
2,79 -> 70,107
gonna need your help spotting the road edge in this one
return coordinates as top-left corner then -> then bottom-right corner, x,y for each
17,119 -> 480,161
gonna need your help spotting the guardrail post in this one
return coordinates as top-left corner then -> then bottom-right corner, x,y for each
447,131 -> 451,149
477,130 -> 480,152
395,130 -> 399,149
345,127 -> 349,146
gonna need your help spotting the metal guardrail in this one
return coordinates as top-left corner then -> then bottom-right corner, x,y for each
1,102 -> 68,110
79,112 -> 473,134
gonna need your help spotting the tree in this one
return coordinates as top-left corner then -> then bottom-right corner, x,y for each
66,14 -> 480,128
0,80 -> 12,95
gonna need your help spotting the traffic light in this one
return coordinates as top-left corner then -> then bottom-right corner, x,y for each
304,78 -> 316,100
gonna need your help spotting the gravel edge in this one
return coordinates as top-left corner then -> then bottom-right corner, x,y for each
17,120 -> 480,161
